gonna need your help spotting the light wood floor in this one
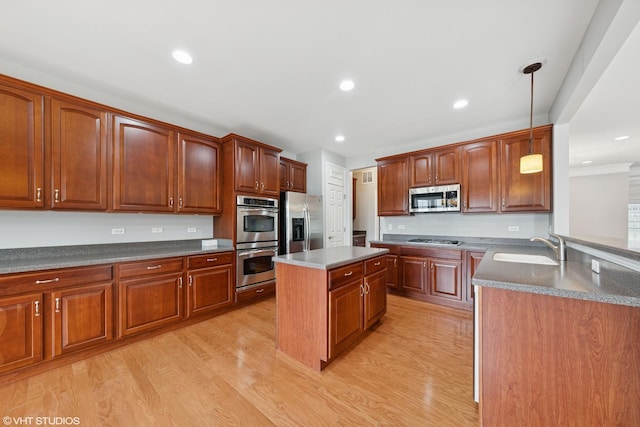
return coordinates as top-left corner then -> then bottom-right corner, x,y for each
0,294 -> 479,426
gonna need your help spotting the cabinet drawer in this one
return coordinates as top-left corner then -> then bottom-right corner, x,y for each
188,252 -> 233,270
0,265 -> 113,296
401,246 -> 462,260
236,282 -> 275,303
365,256 -> 386,275
118,257 -> 184,279
329,262 -> 363,290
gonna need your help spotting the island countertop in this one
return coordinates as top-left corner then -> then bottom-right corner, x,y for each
273,246 -> 389,270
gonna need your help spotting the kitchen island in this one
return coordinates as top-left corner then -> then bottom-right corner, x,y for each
273,246 -> 388,370
473,246 -> 640,426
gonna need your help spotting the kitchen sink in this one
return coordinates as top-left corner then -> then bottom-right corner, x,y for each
492,253 -> 558,265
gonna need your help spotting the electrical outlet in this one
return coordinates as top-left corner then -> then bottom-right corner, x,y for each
187,227 -> 197,233
508,226 -> 520,232
111,228 -> 125,235
151,227 -> 163,233
387,224 -> 393,231
591,259 -> 601,273
398,224 -> 406,230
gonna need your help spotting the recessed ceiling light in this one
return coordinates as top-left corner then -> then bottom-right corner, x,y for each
614,135 -> 630,141
172,50 -> 193,64
582,160 -> 593,164
453,99 -> 469,109
339,80 -> 355,91
335,135 -> 345,142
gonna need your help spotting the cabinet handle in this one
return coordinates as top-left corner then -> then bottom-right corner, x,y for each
261,182 -> 265,190
394,259 -> 397,266
169,197 -> 174,207
286,180 -> 289,188
502,198 -> 506,209
430,262 -> 434,272
35,277 -> 59,285
54,189 -> 60,203
435,173 -> 439,182
188,276 -> 193,286
34,301 -> 40,316
146,265 -> 162,270
179,198 -> 183,208
360,284 -> 365,296
36,187 -> 42,202
55,297 -> 61,313
255,181 -> 259,189
344,271 -> 353,277
256,288 -> 264,293
374,261 -> 381,266
206,258 -> 218,262
463,201 -> 467,209
178,277 -> 183,288
365,283 -> 370,294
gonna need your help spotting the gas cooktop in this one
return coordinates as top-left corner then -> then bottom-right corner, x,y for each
407,238 -> 462,246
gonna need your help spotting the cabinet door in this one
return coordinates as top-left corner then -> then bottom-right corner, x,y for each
377,157 -> 409,216
328,280 -> 364,359
112,115 -> 176,212
461,140 -> 498,212
187,265 -> 233,316
434,146 -> 460,184
47,282 -> 113,357
384,255 -> 400,289
499,126 -> 552,212
289,161 -> 307,193
279,159 -> 291,191
178,132 -> 221,214
465,251 -> 485,303
235,140 -> 260,193
429,258 -> 462,301
401,256 -> 427,293
259,147 -> 280,195
410,152 -> 433,187
118,274 -> 184,337
50,98 -> 108,210
0,83 -> 44,208
0,293 -> 43,374
364,270 -> 387,329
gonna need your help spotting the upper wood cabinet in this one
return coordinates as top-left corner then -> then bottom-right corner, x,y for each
0,82 -> 44,209
50,98 -> 109,210
280,157 -> 307,193
499,125 -> 552,212
112,115 -> 176,212
461,139 -> 499,213
410,146 -> 460,187
377,156 -> 409,216
177,132 -> 221,214
222,133 -> 281,196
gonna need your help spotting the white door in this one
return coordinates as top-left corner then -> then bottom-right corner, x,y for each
325,163 -> 345,247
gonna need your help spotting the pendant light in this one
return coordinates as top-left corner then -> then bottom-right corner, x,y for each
519,62 -> 543,174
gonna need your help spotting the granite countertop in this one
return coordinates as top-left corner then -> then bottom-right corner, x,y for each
273,246 -> 388,270
371,234 -> 640,308
0,240 -> 235,275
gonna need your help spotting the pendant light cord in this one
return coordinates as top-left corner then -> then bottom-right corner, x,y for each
529,68 -> 534,154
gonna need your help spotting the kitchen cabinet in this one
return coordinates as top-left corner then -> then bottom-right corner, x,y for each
429,258 -> 463,301
0,293 -> 43,374
376,156 -> 409,216
112,115 -> 176,212
461,140 -> 498,213
0,81 -> 44,209
410,146 -> 460,187
117,257 -> 185,337
371,243 -> 401,290
50,97 -> 109,210
224,134 -> 281,196
401,253 -> 462,306
177,132 -> 221,214
186,252 -> 234,316
276,251 -> 387,370
465,250 -> 485,303
401,256 -> 428,293
280,157 -> 307,193
499,125 -> 552,212
45,282 -> 113,358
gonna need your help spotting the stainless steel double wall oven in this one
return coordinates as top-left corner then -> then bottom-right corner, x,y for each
236,195 -> 278,290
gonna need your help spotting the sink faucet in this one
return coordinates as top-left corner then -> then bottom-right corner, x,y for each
530,233 -> 567,261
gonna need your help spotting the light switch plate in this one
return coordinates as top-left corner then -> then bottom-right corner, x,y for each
591,259 -> 600,273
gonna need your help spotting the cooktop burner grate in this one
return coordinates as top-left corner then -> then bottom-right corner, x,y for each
407,238 -> 462,246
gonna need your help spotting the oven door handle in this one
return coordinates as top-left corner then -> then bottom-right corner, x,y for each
238,207 -> 277,215
238,249 -> 276,257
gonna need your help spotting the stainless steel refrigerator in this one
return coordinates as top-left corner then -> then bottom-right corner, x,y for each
279,192 -> 323,254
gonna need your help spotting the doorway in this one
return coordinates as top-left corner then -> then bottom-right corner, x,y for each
351,166 -> 379,246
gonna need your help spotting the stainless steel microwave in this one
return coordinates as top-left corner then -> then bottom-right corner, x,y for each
409,184 -> 460,213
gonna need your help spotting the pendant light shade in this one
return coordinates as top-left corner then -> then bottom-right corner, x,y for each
519,62 -> 543,174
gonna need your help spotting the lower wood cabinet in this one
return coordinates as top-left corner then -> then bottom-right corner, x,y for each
187,253 -> 234,316
328,278 -> 364,359
117,257 -> 185,337
465,250 -> 486,304
45,282 -> 113,358
0,293 -> 43,374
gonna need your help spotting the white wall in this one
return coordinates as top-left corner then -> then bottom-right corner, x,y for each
0,211 -> 214,249
570,171 -> 629,240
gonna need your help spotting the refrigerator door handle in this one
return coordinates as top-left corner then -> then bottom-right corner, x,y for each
303,202 -> 311,252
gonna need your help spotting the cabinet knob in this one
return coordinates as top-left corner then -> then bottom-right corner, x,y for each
54,189 -> 60,203
36,187 -> 42,202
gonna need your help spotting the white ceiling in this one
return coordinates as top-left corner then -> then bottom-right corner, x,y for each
1,0 -> 634,167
